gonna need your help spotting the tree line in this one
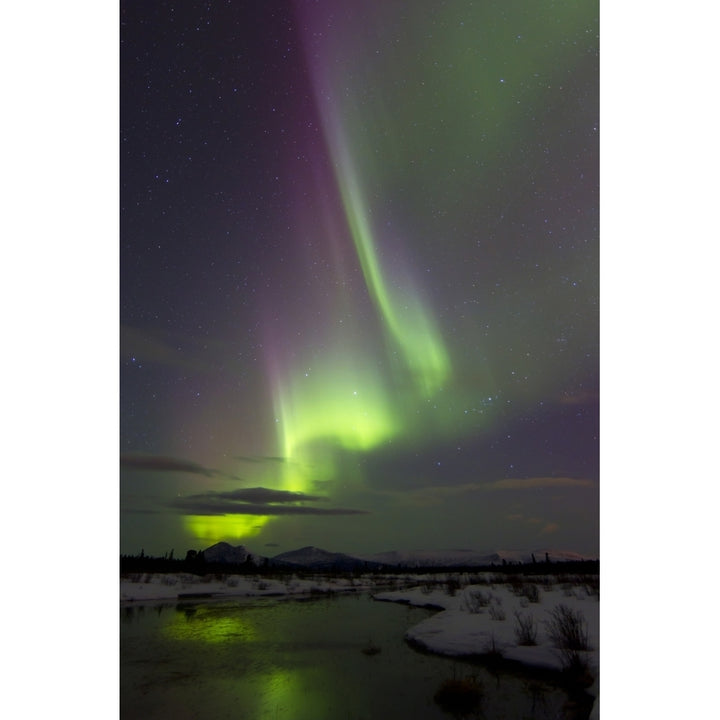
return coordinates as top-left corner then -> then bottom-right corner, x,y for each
120,549 -> 598,577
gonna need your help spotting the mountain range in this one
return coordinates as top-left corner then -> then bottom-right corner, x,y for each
201,542 -> 594,570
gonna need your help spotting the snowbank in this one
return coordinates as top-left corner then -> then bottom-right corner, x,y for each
374,577 -> 599,712
120,571 -> 599,713
120,572 -> 385,603
375,582 -> 598,670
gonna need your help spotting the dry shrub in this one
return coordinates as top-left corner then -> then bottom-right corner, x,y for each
545,604 -> 589,651
488,603 -> 507,620
545,604 -> 593,681
514,611 -> 538,645
445,575 -> 462,596
463,589 -> 492,613
521,583 -> 540,603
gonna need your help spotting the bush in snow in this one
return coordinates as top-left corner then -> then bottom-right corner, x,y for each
508,578 -> 540,603
545,604 -> 589,651
513,611 -> 538,645
445,574 -> 462,596
545,604 -> 593,681
484,632 -> 503,661
521,583 -> 540,603
584,575 -> 600,598
488,602 -> 506,621
463,589 -> 492,613
465,572 -> 484,586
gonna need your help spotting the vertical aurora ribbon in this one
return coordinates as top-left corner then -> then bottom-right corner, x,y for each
262,3 -> 452,501
324,118 -> 451,399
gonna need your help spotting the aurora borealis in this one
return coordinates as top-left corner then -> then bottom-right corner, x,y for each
121,0 -> 599,557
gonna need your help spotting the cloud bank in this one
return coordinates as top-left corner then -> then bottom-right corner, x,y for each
120,454 -> 244,482
121,454 -> 217,477
168,486 -> 369,516
483,477 -> 594,491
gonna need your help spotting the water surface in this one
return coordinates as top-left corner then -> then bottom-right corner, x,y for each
121,593 -> 576,719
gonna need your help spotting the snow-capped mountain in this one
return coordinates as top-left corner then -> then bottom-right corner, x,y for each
200,542 -> 595,570
357,549 -> 500,568
203,542 -> 260,565
357,548 -> 593,568
271,546 -> 383,571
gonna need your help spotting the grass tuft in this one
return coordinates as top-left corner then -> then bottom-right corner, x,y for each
545,604 -> 593,683
545,604 -> 589,651
462,589 -> 492,613
514,610 -> 538,645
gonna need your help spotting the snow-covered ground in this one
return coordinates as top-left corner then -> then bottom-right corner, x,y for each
121,570 -> 599,718
120,571 -> 386,602
374,581 -> 598,671
374,578 -> 599,718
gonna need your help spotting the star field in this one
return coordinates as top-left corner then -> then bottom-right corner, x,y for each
121,0 -> 599,557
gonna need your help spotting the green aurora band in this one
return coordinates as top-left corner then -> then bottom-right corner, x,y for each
268,10 -> 458,503
327,120 -> 452,400
182,0 -> 598,544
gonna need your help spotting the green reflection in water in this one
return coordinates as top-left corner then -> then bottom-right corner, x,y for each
162,603 -> 256,644
158,602 -> 340,718
122,597 -> 577,720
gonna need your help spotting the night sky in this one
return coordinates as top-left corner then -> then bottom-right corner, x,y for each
120,0 -> 599,558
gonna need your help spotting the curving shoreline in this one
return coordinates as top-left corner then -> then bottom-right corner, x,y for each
121,571 -> 599,718
374,581 -> 599,718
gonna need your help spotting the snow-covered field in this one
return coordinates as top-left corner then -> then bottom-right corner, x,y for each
120,571 -> 384,602
374,578 -> 599,718
121,570 -> 599,718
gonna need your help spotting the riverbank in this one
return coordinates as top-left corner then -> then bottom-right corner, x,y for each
374,580 -> 599,719
121,570 -> 599,718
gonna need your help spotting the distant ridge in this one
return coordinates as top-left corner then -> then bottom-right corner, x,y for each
271,546 -> 384,571
356,548 -> 590,568
199,542 -> 595,570
357,549 -> 499,568
203,542 -> 258,565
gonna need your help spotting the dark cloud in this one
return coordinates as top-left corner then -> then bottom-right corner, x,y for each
540,522 -> 560,535
168,486 -> 368,516
234,455 -> 287,464
168,498 -> 368,516
483,477 -> 594,491
121,454 -> 217,477
203,487 -> 327,504
120,454 -> 245,482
